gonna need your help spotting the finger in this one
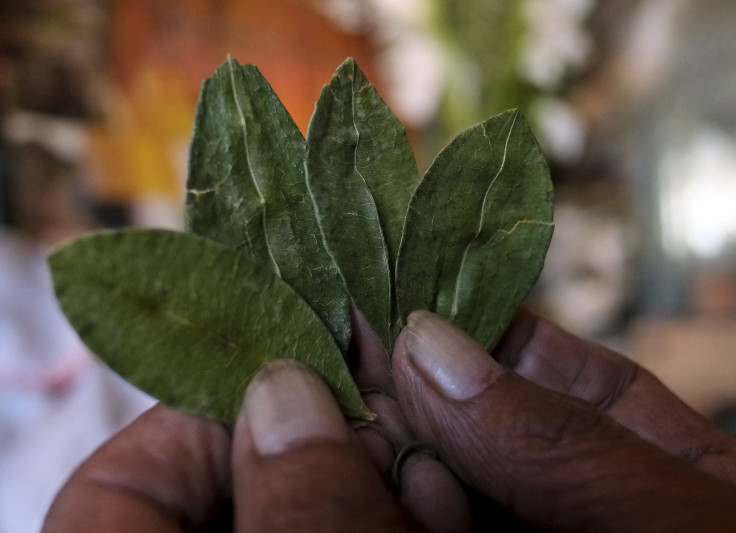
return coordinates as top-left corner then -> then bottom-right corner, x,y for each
348,302 -> 407,479
393,446 -> 475,533
232,359 -> 410,533
349,301 -> 396,395
355,391 -> 414,478
42,404 -> 232,533
394,311 -> 736,532
496,309 -> 736,483
350,304 -> 483,533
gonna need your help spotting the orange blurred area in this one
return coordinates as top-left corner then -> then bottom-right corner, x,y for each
88,0 -> 377,203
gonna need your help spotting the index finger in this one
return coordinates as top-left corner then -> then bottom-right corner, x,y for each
42,404 -> 232,533
496,309 -> 736,483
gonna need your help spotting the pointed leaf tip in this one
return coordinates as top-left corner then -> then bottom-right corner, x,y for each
186,56 -> 352,355
306,57 -> 419,357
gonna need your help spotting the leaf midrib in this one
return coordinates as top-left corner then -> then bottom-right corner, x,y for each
227,57 -> 281,278
61,262 -> 266,366
348,62 -> 394,347
450,111 -> 518,319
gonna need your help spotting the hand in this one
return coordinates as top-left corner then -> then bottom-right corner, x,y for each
42,311 -> 736,532
389,311 -> 736,531
41,365 -> 406,532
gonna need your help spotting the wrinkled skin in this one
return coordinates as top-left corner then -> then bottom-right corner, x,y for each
42,309 -> 736,532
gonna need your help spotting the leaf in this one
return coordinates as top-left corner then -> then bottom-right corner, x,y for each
49,229 -> 372,422
186,56 -> 351,354
306,57 -> 419,355
396,109 -> 554,351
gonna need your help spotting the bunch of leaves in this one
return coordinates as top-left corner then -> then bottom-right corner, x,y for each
49,56 -> 553,423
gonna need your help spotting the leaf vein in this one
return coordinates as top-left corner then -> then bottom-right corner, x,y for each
227,57 -> 281,277
450,111 -> 518,319
349,64 -> 393,343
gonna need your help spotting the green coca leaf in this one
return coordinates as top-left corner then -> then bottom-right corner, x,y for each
396,109 -> 554,350
50,229 -> 372,422
187,56 -> 350,354
306,57 -> 419,356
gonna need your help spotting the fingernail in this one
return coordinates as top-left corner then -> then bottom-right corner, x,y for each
242,360 -> 350,456
404,311 -> 499,401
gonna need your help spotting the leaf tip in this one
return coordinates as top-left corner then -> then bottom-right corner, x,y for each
336,56 -> 361,79
350,406 -> 377,422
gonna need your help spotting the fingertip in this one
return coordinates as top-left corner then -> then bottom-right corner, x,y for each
238,360 -> 350,457
354,425 -> 396,480
349,301 -> 395,394
354,391 -> 418,481
398,311 -> 502,401
233,361 -> 412,532
395,450 -> 473,533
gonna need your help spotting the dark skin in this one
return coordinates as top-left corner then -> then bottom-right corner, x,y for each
42,309 -> 736,532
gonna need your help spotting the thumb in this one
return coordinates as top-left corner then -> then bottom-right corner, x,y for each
232,360 -> 410,533
392,311 -> 736,532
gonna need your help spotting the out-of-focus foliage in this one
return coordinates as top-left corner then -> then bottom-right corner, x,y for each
431,0 -> 537,132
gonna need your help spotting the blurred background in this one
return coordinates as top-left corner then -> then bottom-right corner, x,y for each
2,0 -> 736,530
